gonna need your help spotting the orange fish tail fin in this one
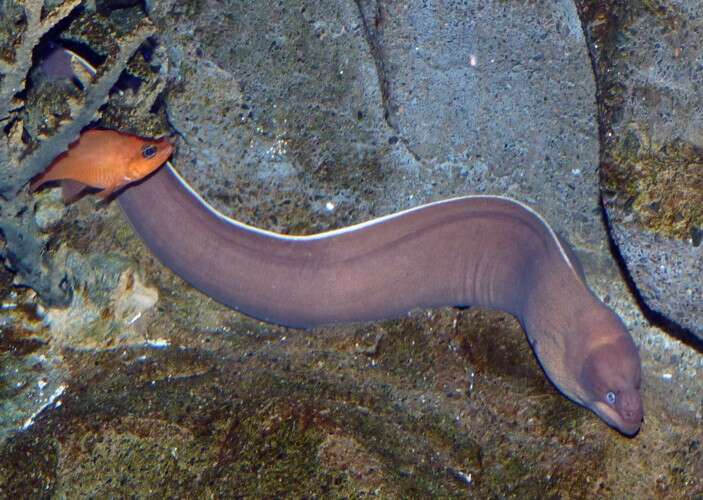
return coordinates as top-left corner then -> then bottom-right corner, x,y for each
61,180 -> 91,203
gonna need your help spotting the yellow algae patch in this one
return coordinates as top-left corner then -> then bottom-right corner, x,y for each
604,127 -> 703,240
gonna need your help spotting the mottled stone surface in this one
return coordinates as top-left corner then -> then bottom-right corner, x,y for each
359,0 -> 603,246
0,0 -> 702,498
578,0 -> 703,339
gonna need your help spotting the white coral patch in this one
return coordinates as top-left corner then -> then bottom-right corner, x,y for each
113,268 -> 159,325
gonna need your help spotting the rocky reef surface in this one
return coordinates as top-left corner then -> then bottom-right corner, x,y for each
578,0 -> 703,340
0,0 -> 701,497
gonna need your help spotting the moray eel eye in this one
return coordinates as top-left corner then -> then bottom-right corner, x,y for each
606,391 -> 616,405
142,144 -> 157,159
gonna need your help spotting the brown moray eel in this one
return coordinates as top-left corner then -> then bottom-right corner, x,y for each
47,45 -> 643,435
117,164 -> 643,435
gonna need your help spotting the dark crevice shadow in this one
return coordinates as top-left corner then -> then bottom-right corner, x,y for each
353,0 -> 423,164
353,0 -> 391,128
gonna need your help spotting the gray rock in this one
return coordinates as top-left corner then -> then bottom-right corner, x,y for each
583,0 -> 703,339
359,0 -> 602,247
156,0 -> 601,247
610,222 -> 702,337
33,191 -> 67,231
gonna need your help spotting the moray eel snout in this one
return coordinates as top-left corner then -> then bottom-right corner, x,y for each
592,389 -> 643,436
580,334 -> 643,435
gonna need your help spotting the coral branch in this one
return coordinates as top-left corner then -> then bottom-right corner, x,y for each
0,0 -> 82,121
1,209 -> 72,306
0,19 -> 156,197
0,10 -> 156,306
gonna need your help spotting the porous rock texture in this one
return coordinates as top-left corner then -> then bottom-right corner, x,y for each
579,0 -> 703,340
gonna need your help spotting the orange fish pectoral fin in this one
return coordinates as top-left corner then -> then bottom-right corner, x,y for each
61,180 -> 91,204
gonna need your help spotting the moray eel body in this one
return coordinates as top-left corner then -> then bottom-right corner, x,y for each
117,164 -> 643,435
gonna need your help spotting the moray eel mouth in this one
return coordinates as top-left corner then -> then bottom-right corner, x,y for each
592,397 -> 643,436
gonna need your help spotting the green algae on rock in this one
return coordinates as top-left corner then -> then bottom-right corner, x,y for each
604,130 -> 703,240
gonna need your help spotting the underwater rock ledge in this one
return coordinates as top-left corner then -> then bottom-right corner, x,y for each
576,0 -> 703,340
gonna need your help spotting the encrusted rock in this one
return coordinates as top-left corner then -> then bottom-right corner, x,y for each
578,0 -> 703,339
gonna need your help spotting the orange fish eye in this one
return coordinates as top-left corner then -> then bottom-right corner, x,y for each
142,144 -> 158,159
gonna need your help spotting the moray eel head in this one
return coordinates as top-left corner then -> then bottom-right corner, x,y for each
579,316 -> 643,436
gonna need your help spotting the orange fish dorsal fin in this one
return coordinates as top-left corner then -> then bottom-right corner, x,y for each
28,142 -> 76,193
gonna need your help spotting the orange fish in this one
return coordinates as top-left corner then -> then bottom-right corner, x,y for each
30,129 -> 174,202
